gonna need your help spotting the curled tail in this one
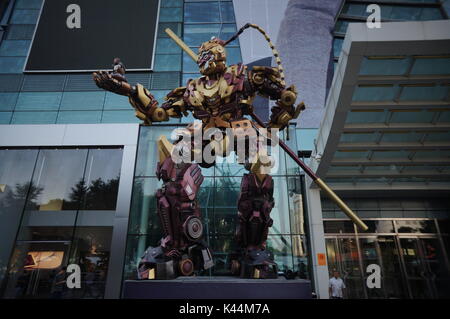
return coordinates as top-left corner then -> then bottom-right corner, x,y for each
224,23 -> 286,86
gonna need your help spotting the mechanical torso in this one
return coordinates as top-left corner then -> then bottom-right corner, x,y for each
184,63 -> 251,129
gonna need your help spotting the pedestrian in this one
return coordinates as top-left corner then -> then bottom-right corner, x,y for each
329,271 -> 346,299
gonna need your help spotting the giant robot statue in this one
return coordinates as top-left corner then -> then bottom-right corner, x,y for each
93,24 -> 367,280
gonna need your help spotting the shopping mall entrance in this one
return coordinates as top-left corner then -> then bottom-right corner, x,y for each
325,220 -> 450,299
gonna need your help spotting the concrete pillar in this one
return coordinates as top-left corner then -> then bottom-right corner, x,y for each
304,177 -> 329,299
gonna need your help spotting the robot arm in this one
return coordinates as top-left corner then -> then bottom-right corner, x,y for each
93,70 -> 188,125
248,66 -> 305,130
128,84 -> 188,125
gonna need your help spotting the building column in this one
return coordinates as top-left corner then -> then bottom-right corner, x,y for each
104,143 -> 138,299
305,177 -> 329,299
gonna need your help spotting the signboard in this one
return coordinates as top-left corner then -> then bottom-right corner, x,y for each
25,0 -> 160,72
317,253 -> 327,266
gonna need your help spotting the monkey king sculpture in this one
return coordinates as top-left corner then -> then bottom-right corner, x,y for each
93,24 -> 305,279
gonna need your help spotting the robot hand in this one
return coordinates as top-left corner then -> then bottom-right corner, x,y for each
92,70 -> 133,96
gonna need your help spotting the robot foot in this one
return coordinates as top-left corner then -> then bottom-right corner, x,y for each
137,243 -> 213,280
230,249 -> 278,279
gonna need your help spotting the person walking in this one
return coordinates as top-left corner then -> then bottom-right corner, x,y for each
329,271 -> 346,299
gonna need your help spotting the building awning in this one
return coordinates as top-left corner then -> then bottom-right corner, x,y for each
310,20 -> 450,191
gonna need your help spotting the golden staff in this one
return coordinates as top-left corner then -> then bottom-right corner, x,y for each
164,28 -> 368,231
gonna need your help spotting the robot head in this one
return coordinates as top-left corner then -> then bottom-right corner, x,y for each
197,38 -> 227,76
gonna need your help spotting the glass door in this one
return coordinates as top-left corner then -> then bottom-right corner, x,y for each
325,237 -> 365,299
4,241 -> 71,299
416,237 -> 450,298
399,237 -> 435,299
377,236 -> 408,298
359,237 -> 384,299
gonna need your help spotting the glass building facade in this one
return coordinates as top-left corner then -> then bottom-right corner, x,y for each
122,125 -> 310,281
0,147 -> 123,298
0,0 -> 311,299
0,0 -> 449,299
333,0 -> 449,65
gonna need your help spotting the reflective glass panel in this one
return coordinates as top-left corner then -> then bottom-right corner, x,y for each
360,57 -> 410,76
395,220 -> 437,233
184,2 -> 220,22
0,149 -> 39,287
0,93 -> 18,111
15,92 -> 62,111
0,40 -> 30,57
11,111 -> 57,124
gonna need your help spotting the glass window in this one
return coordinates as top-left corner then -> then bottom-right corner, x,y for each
324,221 -> 355,233
103,92 -> 130,110
0,93 -> 18,111
6,25 -> 36,40
60,91 -> 106,111
15,0 -> 43,9
67,227 -> 113,298
0,112 -> 12,124
15,92 -> 62,111
128,177 -> 162,235
352,85 -> 398,102
267,235 -> 294,272
389,109 -> 435,123
360,57 -> 410,76
151,72 -> 180,90
184,24 -> 222,46
159,7 -> 183,22
134,126 -> 191,177
183,52 -> 199,73
158,22 -> 182,38
185,2 -> 220,23
23,149 -> 88,213
345,110 -> 387,124
399,85 -> 448,101
411,57 -> 450,75
160,0 -> 183,7
1,147 -> 122,299
380,131 -> 423,143
395,220 -> 437,233
340,132 -> 378,143
79,149 -> 123,211
10,9 -> 40,24
11,111 -> 57,124
439,220 -> 450,234
0,57 -> 26,73
358,220 -> 395,233
0,149 -> 39,286
154,54 -> 181,72
156,38 -> 182,54
220,1 -> 235,22
101,110 -> 140,123
0,40 -> 30,57
269,176 -> 292,235
341,4 -> 367,17
56,111 -> 102,124
226,47 -> 242,65
333,38 -> 343,58
220,24 -> 238,45
335,20 -> 350,34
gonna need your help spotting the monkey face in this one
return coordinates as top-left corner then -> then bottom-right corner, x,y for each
197,39 -> 227,76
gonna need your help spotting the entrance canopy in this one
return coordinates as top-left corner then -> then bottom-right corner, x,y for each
311,20 -> 450,192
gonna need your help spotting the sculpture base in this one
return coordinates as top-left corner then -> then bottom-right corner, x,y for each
123,276 -> 311,299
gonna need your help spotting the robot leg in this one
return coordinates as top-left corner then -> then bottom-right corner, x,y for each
233,172 -> 278,279
138,136 -> 213,280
